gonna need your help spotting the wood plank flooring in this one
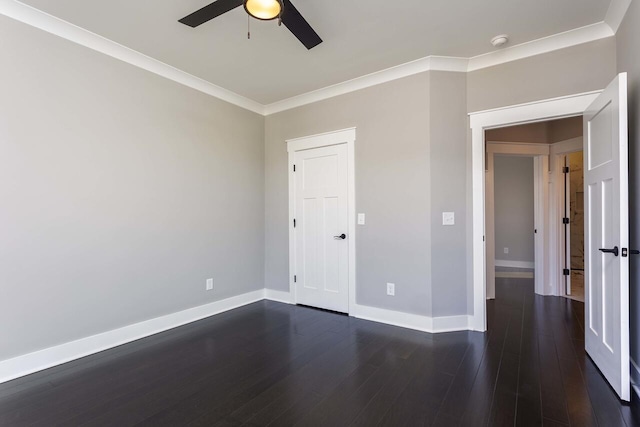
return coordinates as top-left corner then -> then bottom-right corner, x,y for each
1,278 -> 639,426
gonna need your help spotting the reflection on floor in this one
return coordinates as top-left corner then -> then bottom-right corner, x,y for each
1,281 -> 638,425
495,266 -> 534,279
567,270 -> 585,302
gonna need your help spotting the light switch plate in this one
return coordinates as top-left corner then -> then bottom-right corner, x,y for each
357,213 -> 366,225
442,212 -> 455,226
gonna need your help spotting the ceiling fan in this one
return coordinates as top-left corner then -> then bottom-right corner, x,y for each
179,0 -> 323,50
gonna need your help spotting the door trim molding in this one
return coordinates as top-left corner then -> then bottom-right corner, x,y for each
468,91 -> 601,332
286,128 -> 357,313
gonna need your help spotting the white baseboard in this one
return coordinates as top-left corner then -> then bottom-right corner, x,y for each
264,291 -> 472,334
631,358 -> 640,400
0,288 -> 474,385
0,289 -> 265,384
432,314 -> 473,333
264,288 -> 294,304
495,259 -> 535,269
495,271 -> 535,279
351,303 -> 433,332
351,303 -> 471,334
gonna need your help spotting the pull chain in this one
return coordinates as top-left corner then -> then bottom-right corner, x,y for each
247,14 -> 250,39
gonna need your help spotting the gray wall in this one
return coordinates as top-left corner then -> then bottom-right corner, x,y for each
429,72 -> 468,317
0,17 -> 265,361
617,0 -> 640,367
265,73 -> 433,316
266,38 -> 618,321
1,11 -> 623,363
486,122 -> 550,144
468,38 -> 617,112
548,116 -> 583,143
485,117 -> 583,144
493,157 -> 535,264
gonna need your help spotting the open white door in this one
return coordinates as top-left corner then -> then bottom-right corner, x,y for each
584,73 -> 630,401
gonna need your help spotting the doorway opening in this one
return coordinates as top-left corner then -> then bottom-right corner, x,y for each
491,154 -> 536,284
470,79 -> 629,401
484,116 -> 584,302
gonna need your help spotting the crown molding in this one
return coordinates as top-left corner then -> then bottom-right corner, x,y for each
466,22 -> 614,72
266,22 -> 614,114
0,0 -> 266,115
605,0 -> 632,33
263,55 -> 468,115
1,0 -> 621,117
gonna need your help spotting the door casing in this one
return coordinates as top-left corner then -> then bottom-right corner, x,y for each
469,91 -> 602,332
287,128 -> 357,313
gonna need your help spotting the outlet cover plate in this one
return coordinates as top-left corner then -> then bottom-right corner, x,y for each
386,282 -> 395,296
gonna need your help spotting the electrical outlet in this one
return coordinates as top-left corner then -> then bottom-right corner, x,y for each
386,282 -> 395,296
504,247 -> 509,254
206,278 -> 214,291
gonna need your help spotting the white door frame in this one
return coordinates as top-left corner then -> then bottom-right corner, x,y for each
485,143 -> 549,299
286,128 -> 357,313
469,91 -> 601,332
550,137 -> 584,297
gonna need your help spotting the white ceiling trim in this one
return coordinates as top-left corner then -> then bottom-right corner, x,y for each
263,55 -> 468,115
0,0 -> 266,115
466,22 -> 614,72
605,0 -> 632,33
0,0 -> 625,117
266,22 -> 614,115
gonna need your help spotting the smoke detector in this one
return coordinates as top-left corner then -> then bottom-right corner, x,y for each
491,34 -> 509,48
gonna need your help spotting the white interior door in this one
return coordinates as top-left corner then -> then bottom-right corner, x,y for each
294,144 -> 349,313
584,73 -> 629,401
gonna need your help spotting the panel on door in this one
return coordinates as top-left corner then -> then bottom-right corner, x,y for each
584,73 -> 629,401
294,144 -> 349,313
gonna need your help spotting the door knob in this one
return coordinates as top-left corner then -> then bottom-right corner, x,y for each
334,234 -> 346,240
599,246 -> 619,256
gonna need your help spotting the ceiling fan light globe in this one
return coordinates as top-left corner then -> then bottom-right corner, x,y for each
244,0 -> 282,21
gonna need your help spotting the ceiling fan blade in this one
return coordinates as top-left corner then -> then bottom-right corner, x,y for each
281,0 -> 322,50
179,0 -> 243,27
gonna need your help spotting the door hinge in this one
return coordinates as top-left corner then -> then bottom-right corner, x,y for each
293,219 -> 296,228
294,275 -> 297,283
563,269 -> 570,276
293,164 -> 296,172
563,217 -> 570,224
563,166 -> 570,174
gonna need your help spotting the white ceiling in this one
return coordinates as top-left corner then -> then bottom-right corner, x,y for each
20,0 -> 612,105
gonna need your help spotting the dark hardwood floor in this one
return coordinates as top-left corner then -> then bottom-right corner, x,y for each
2,278 -> 640,426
